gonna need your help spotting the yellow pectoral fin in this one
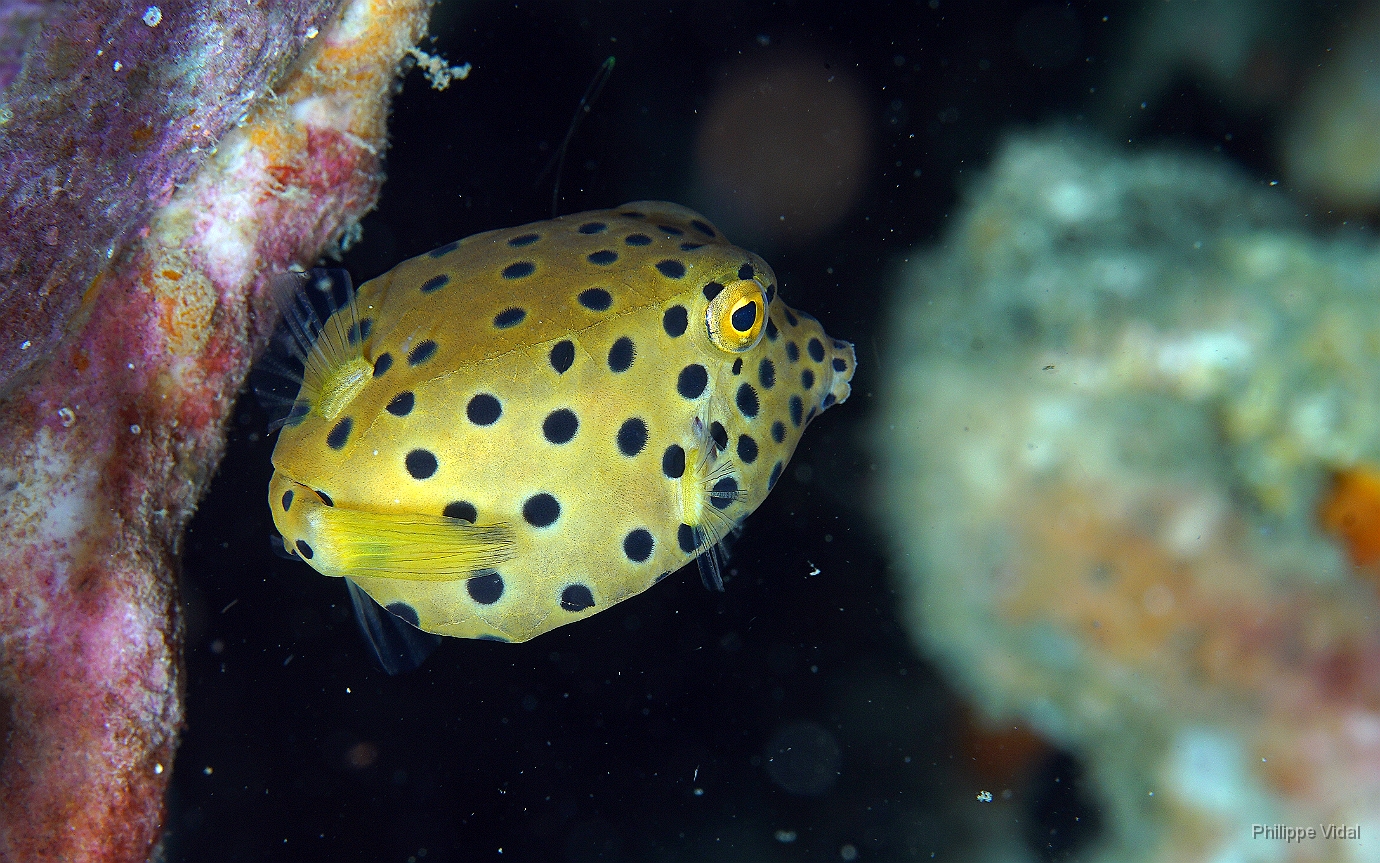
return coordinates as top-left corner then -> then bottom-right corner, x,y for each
300,504 -> 517,581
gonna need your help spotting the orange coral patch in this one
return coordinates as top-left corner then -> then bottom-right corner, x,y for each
957,706 -> 1051,785
1319,467 -> 1380,567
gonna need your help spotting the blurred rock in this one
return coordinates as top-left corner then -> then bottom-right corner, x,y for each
1281,8 -> 1380,211
1096,0 -> 1322,128
878,133 -> 1380,862
692,47 -> 869,250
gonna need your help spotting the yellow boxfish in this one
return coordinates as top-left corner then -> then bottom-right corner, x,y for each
265,202 -> 854,664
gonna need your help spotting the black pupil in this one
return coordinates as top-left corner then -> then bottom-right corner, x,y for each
730,301 -> 757,332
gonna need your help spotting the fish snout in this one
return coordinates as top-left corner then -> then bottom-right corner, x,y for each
824,338 -> 856,409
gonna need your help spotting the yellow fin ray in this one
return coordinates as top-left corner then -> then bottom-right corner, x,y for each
267,269 -> 372,422
299,503 -> 517,581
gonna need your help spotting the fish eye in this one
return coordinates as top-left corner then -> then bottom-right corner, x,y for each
705,279 -> 767,353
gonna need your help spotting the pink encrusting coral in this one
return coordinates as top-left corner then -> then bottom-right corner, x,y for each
0,0 -> 342,393
0,0 -> 434,859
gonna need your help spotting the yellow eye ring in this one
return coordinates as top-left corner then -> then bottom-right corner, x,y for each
705,279 -> 767,353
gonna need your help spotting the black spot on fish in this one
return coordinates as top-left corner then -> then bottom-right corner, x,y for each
373,352 -> 393,377
386,391 -> 414,416
295,539 -> 313,559
785,341 -> 799,362
502,261 -> 535,279
710,476 -> 738,509
789,395 -> 803,427
578,288 -> 612,311
420,274 -> 449,293
771,421 -> 786,444
625,233 -> 652,246
677,364 -> 707,399
587,250 -> 618,265
680,242 -> 704,251
620,210 -> 645,218
732,358 -> 743,375
408,339 -> 437,366
766,284 -> 776,303
406,449 -> 438,479
281,490 -> 293,511
736,384 -> 759,419
662,444 -> 685,479
656,224 -> 684,236
608,337 -> 635,372
759,358 -> 776,389
617,418 -> 648,457
467,393 -> 502,426
316,490 -> 333,507
656,259 -> 686,279
443,501 -> 477,523
801,369 -> 815,390
347,318 -> 372,345
550,340 -> 575,374
702,281 -> 724,302
326,417 -> 352,450
785,309 -> 798,327
738,263 -> 754,281
766,318 -> 779,341
386,602 -> 421,626
768,461 -> 782,490
523,493 -> 560,527
806,406 -> 817,423
823,393 -> 837,408
476,634 -> 508,642
560,584 -> 595,612
677,523 -> 697,553
429,240 -> 459,258
578,221 -> 607,234
655,571 -> 671,583
691,219 -> 716,238
738,434 -> 758,464
663,305 -> 688,337
507,233 -> 539,247
833,357 -> 848,371
467,571 -> 504,605
808,338 -> 825,362
710,421 -> 728,452
543,408 -> 578,444
494,307 -> 527,328
623,529 -> 654,563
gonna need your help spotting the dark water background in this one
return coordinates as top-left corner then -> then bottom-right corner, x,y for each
165,0 -> 1306,859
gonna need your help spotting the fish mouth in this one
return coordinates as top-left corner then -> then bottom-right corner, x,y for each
824,339 -> 857,409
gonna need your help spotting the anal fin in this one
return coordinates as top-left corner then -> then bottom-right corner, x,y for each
696,547 -> 725,592
345,578 -> 441,675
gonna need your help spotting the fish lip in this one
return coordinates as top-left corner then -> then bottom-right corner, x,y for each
825,339 -> 858,407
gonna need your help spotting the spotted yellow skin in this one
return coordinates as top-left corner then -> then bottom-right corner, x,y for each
269,202 -> 855,642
